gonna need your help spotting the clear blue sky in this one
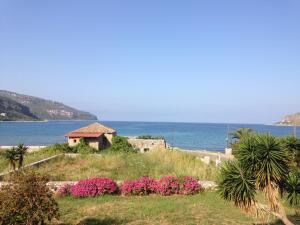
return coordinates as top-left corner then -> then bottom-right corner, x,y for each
1,0 -> 300,123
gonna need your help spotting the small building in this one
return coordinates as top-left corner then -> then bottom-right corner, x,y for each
128,138 -> 167,153
65,122 -> 116,150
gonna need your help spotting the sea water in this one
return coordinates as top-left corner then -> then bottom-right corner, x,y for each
0,121 -> 298,151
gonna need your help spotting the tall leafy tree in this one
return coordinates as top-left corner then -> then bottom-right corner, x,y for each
219,134 -> 299,225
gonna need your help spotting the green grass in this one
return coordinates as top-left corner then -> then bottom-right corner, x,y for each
51,191 -> 300,225
32,150 -> 218,181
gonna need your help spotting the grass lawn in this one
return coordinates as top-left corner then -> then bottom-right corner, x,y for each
32,150 -> 218,181
52,191 -> 300,225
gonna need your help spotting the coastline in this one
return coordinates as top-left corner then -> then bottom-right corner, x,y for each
0,119 -> 99,123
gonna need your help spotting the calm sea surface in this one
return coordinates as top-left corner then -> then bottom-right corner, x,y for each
0,121 -> 299,151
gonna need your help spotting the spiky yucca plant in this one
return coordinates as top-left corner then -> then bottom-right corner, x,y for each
219,134 -> 299,225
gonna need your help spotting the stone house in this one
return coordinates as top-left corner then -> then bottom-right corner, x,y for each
128,138 -> 166,153
65,122 -> 116,150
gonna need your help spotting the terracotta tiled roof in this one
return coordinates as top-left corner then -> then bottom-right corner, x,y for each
65,122 -> 116,138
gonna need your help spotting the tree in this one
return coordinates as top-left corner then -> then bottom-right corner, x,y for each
0,171 -> 59,225
3,147 -> 18,171
219,134 -> 299,225
16,143 -> 28,169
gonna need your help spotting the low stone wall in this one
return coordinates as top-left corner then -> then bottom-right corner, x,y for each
128,138 -> 166,153
0,180 -> 218,192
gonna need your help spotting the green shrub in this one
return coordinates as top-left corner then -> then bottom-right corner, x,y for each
108,136 -> 137,153
281,136 -> 300,168
137,135 -> 165,140
43,140 -> 97,154
0,171 -> 59,225
43,143 -> 74,154
73,138 -> 98,154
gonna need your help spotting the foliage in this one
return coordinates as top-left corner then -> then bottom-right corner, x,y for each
283,171 -> 300,207
0,171 -> 59,225
231,128 -> 254,156
231,128 -> 253,141
43,141 -> 98,154
218,161 -> 256,211
16,143 -> 28,169
3,147 -> 19,170
2,144 -> 29,171
137,135 -> 165,140
71,177 -> 119,198
219,133 -> 298,225
108,136 -> 137,153
281,136 -> 300,168
72,138 -> 98,154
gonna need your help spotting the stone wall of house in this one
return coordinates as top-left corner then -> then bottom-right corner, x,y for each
104,132 -> 116,146
128,138 -> 166,153
85,137 -> 102,150
68,137 -> 102,150
68,137 -> 81,147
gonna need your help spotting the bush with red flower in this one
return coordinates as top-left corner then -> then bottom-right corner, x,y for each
71,177 -> 118,198
121,176 -> 158,195
56,183 -> 74,197
157,176 -> 181,196
179,176 -> 202,195
56,176 -> 203,198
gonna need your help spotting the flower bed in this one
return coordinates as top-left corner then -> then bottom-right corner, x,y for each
56,176 -> 202,198
121,176 -> 158,195
71,178 -> 118,198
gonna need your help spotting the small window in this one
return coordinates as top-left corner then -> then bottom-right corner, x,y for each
144,148 -> 150,152
74,139 -> 77,143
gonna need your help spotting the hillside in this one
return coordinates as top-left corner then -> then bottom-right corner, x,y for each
0,90 -> 97,121
0,96 -> 38,121
276,112 -> 300,126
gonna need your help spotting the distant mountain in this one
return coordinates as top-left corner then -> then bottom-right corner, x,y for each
276,112 -> 300,126
0,90 -> 98,121
0,96 -> 38,121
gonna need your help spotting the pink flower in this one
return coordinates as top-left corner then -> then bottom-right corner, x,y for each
121,177 -> 159,195
157,176 -> 180,196
56,183 -> 73,197
179,176 -> 202,195
71,177 -> 118,198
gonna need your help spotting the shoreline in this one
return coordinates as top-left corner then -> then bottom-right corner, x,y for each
0,119 -> 98,123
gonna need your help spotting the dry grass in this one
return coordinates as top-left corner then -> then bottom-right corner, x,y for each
33,150 -> 218,181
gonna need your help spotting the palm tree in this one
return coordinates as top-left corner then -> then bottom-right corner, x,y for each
231,128 -> 253,141
16,144 -> 28,169
3,147 -> 18,171
219,134 -> 298,225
